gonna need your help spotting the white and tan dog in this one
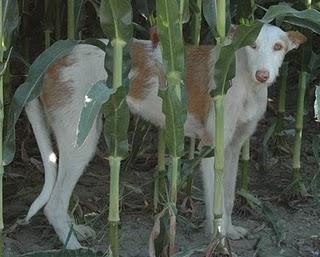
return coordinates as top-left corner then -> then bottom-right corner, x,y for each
23,24 -> 306,249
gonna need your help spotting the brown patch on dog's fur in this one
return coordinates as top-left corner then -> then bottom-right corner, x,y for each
41,56 -> 74,111
128,42 -> 165,100
186,45 -> 213,125
287,31 -> 307,46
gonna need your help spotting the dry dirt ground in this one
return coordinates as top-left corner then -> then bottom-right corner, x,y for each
3,88 -> 320,257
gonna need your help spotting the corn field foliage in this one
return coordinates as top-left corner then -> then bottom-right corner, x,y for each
0,0 -> 320,256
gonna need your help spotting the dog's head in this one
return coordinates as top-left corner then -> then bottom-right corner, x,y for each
240,24 -> 306,85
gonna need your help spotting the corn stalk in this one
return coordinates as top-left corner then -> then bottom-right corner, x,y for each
1,0 -> 19,253
99,2 -> 133,256
291,71 -> 309,197
156,0 -> 185,254
211,0 -> 226,242
0,2 -> 4,252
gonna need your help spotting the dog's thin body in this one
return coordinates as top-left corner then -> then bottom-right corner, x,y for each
24,24 -> 305,249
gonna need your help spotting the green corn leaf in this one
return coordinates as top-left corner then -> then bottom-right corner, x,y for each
3,40 -> 78,165
156,0 -> 186,157
238,190 -> 286,244
162,87 -> 185,157
2,0 -> 19,50
99,0 -> 133,44
76,80 -> 113,147
261,5 -> 320,34
202,0 -> 231,37
212,21 -> 263,96
103,86 -> 130,159
177,0 -> 190,24
156,0 -> 184,73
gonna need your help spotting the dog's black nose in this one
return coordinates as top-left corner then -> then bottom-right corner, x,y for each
255,70 -> 269,83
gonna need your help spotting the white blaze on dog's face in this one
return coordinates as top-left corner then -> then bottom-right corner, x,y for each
242,24 -> 306,85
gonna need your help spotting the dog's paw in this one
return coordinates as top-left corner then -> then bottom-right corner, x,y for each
226,225 -> 248,240
73,224 -> 96,241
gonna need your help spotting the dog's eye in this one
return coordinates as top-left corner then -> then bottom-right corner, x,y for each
273,43 -> 283,51
250,43 -> 257,49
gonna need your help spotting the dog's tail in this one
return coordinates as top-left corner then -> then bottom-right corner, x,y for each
25,98 -> 57,222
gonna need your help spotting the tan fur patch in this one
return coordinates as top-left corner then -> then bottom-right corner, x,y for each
128,42 -> 165,100
40,56 -> 74,111
287,31 -> 307,46
186,45 -> 214,125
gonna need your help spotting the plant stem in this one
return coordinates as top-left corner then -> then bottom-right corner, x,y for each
190,0 -> 202,45
154,129 -> 166,212
67,0 -> 75,40
241,140 -> 250,192
0,0 -> 4,253
169,156 -> 179,254
111,39 -> 125,90
275,62 -> 288,134
179,0 -> 186,36
44,0 -> 51,48
108,156 -> 121,257
216,0 -> 226,43
186,137 -> 195,198
213,96 -> 224,237
292,71 -> 308,196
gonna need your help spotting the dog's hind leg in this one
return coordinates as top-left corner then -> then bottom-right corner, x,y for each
25,99 -> 58,222
201,157 -> 227,235
44,116 -> 102,249
224,145 -> 247,240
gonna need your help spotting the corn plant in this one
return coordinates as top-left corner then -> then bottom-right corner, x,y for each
0,0 -> 19,253
202,1 -> 263,254
77,1 -> 133,256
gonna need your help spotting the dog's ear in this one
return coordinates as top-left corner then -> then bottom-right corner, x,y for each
286,31 -> 307,51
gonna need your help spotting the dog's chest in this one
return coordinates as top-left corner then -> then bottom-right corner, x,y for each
231,90 -> 267,145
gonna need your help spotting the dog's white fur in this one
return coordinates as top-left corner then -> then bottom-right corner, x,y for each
23,24 -> 305,249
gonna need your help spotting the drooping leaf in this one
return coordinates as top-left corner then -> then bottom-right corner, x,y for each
103,86 -> 130,159
2,0 -> 19,49
76,80 -> 113,147
261,5 -> 320,34
212,21 -> 263,95
99,0 -> 133,43
3,40 -> 78,165
238,190 -> 286,244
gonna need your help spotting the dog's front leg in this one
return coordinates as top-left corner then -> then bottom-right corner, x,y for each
223,144 -> 248,240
